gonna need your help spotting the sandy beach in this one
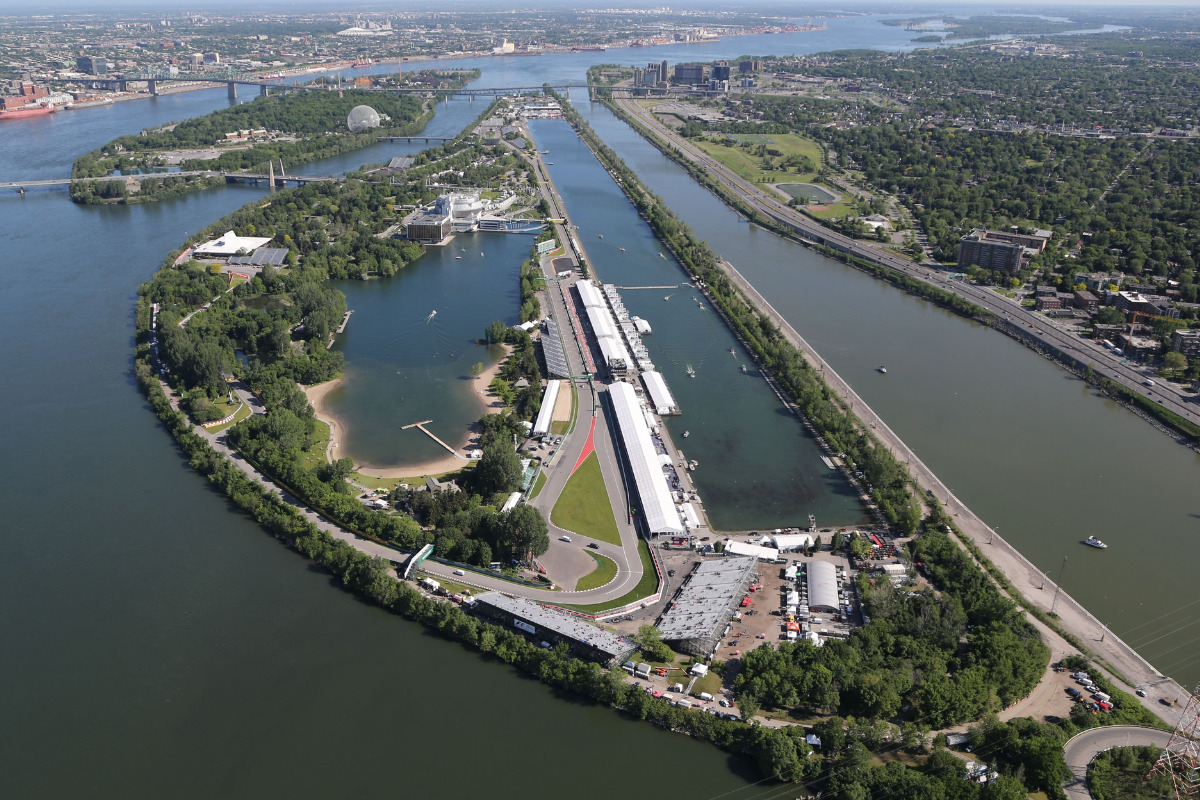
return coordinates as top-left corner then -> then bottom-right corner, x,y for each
304,344 -> 513,479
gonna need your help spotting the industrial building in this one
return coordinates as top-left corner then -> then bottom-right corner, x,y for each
805,560 -> 840,613
607,382 -> 683,538
532,379 -> 560,436
470,592 -> 635,665
404,207 -> 452,243
655,556 -> 757,656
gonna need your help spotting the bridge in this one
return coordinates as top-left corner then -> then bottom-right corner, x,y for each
42,73 -> 627,100
381,135 -> 455,143
2,170 -> 337,191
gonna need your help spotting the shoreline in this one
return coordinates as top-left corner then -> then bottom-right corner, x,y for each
304,344 -> 513,479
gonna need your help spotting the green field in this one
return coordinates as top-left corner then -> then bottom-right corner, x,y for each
559,540 -> 659,614
694,132 -> 824,183
575,552 -> 618,591
528,470 -> 548,499
550,451 -> 621,545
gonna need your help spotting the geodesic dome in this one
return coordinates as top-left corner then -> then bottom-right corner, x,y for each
347,105 -> 381,132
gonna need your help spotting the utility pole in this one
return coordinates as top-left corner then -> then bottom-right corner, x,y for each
1050,556 -> 1068,616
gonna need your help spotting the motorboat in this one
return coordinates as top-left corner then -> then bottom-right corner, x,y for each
877,366 -> 887,374
1082,536 -> 1108,549
686,364 -> 696,378
730,347 -> 736,355
741,365 -> 748,373
682,431 -> 690,438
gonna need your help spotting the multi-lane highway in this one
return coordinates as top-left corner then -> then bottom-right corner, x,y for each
612,93 -> 1200,433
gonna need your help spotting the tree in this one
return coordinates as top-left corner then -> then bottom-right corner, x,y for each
471,361 -> 484,376
494,504 -> 549,561
1164,350 -> 1188,370
636,625 -> 674,663
473,440 -> 522,496
1095,306 -> 1125,326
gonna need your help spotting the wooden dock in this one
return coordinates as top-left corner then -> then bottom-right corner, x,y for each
402,420 -> 466,458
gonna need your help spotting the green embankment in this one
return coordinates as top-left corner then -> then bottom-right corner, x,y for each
574,552 -> 618,591
550,451 -> 622,545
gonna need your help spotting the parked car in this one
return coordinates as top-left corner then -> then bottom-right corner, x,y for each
1136,689 -> 1147,698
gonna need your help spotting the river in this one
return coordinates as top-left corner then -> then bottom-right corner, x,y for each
1,13 -> 1196,795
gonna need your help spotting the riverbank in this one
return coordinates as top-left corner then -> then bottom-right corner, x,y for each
305,344 -> 512,479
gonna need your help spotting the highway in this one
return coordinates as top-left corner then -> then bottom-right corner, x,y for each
612,93 -> 1200,434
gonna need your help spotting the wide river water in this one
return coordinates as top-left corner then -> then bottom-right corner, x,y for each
2,13 -> 1197,796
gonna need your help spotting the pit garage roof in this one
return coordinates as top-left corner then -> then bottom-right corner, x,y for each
575,280 -> 607,309
532,380 -> 560,435
806,559 -> 840,612
640,371 -> 678,414
608,382 -> 682,536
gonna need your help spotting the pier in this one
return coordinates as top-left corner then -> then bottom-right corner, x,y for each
402,419 -> 466,458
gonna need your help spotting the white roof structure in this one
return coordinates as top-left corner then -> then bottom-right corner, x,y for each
724,541 -> 779,561
501,492 -> 522,512
194,230 -> 272,257
772,533 -> 814,551
680,503 -> 702,530
806,560 -> 840,612
532,380 -> 560,436
640,371 -> 678,415
575,280 -> 607,309
597,336 -> 631,370
607,382 -> 682,537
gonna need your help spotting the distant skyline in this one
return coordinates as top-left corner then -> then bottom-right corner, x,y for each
3,1 -> 1200,12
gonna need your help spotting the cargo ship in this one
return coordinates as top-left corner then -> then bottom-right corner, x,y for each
571,46 -> 606,52
0,104 -> 56,120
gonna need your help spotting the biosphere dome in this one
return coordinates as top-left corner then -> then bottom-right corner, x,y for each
346,105 -> 381,132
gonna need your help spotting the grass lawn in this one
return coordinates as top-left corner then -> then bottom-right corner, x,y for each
528,470 -> 548,500
575,552 -> 618,591
559,540 -> 659,613
550,452 -> 621,545
550,420 -> 569,435
690,669 -> 724,697
695,133 -> 825,185
206,402 -> 251,433
298,419 -> 331,471
803,201 -> 857,220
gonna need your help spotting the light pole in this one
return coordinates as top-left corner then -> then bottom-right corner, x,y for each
1050,556 -> 1068,615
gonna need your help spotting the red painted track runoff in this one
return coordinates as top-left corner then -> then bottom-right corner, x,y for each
570,416 -> 597,474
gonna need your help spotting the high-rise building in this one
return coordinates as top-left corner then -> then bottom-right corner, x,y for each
76,56 -> 107,75
712,61 -> 731,81
673,63 -> 707,85
203,52 -> 220,64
